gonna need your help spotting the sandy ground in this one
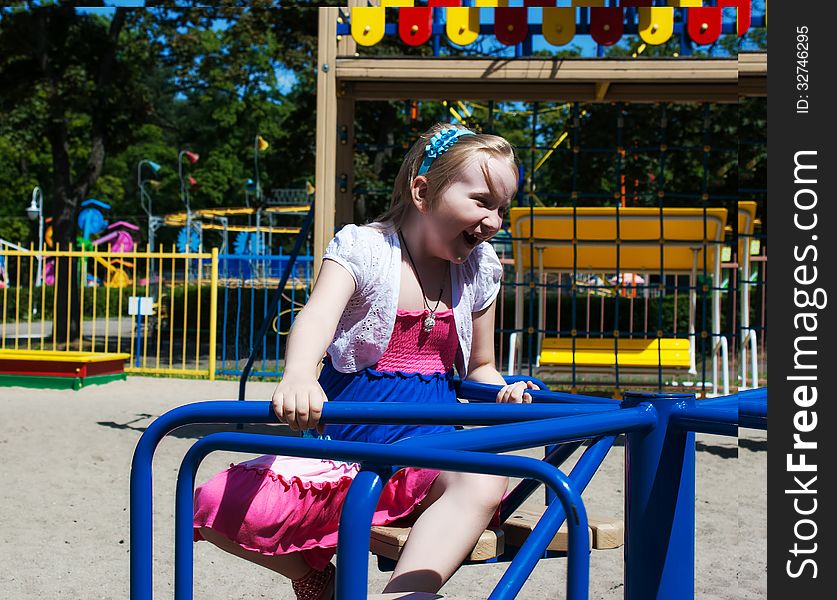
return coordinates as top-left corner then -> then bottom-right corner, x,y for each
0,376 -> 766,599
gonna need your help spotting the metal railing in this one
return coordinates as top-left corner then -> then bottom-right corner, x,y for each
129,383 -> 767,599
0,245 -> 219,379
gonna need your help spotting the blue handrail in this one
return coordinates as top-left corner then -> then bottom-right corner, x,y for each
130,387 -> 767,600
175,433 -> 590,600
130,398 -> 620,599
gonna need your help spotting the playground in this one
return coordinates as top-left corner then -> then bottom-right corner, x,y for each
0,376 -> 765,599
0,3 -> 768,599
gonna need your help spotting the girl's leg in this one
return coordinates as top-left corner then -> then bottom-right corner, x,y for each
382,473 -> 508,593
198,526 -> 310,578
199,527 -> 335,600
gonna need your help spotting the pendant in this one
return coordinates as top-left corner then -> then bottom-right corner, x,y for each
422,311 -> 436,333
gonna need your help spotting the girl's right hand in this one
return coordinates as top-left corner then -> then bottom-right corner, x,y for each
271,375 -> 328,434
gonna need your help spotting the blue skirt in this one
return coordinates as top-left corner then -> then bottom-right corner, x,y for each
319,358 -> 458,444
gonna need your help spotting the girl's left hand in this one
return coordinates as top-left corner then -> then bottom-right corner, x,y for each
496,380 -> 540,404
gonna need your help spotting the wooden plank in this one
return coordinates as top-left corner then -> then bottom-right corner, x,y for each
335,57 -> 743,82
502,508 -> 623,551
334,55 -> 764,102
590,514 -> 624,549
343,79 -> 743,102
502,511 -> 585,552
370,525 -> 504,561
738,52 -> 767,73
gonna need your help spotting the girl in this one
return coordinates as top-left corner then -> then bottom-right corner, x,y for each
193,123 -> 538,599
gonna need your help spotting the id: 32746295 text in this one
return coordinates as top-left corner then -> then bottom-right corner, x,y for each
796,26 -> 810,115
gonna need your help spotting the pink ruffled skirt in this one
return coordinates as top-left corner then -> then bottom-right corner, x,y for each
193,453 -> 440,570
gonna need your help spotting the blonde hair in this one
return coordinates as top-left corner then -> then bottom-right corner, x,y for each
375,123 -> 519,230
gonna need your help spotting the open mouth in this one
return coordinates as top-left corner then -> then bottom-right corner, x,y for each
462,231 -> 479,246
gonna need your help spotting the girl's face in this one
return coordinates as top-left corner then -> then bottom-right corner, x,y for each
418,155 -> 517,264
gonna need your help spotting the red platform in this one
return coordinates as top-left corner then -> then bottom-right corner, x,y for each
0,350 -> 130,390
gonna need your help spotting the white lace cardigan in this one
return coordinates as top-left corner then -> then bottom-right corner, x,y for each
323,223 -> 503,377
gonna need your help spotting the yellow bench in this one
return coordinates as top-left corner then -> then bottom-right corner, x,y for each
539,337 -> 691,371
508,206 -> 729,394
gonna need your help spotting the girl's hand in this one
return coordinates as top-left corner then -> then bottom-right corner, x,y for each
496,380 -> 539,404
271,375 -> 328,434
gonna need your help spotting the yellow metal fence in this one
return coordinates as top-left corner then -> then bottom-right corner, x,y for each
0,245 -> 218,380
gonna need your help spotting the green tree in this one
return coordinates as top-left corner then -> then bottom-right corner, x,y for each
0,4 -> 156,343
0,3 -> 330,340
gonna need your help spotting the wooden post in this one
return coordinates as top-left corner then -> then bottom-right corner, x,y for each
336,3 -> 359,230
335,96 -> 356,228
314,7 -> 339,278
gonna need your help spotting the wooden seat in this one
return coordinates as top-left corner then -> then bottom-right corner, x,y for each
502,508 -> 624,551
370,525 -> 504,562
370,509 -> 622,566
538,337 -> 690,371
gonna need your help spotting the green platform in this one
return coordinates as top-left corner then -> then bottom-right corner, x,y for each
0,371 -> 127,390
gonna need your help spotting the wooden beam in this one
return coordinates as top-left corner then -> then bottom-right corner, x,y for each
738,52 -> 767,96
342,81 -> 742,103
336,57 -> 743,81
314,8 -> 339,276
335,95 -> 355,228
336,1 -> 361,56
335,55 -> 767,103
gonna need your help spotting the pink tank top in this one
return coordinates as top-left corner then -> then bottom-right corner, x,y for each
373,309 -> 458,375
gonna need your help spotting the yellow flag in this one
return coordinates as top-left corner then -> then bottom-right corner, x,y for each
257,135 -> 269,151
305,181 -> 315,195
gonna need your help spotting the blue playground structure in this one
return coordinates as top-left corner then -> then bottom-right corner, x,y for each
130,384 -> 766,599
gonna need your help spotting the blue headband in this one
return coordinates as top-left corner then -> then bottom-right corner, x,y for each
416,128 -> 476,176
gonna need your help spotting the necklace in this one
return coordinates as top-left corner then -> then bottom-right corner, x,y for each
399,231 -> 448,333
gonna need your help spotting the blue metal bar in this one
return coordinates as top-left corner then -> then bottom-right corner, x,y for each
623,392 -> 695,600
324,401 -> 617,424
135,399 -> 618,598
698,397 -> 737,408
134,387 -> 765,600
740,412 -> 767,431
396,405 -> 657,453
500,374 -> 551,392
130,402 -> 277,600
740,388 -> 767,430
740,387 -> 766,403
336,468 -> 386,598
492,436 -> 616,598
221,259 -> 229,371
234,284 -> 242,368
457,379 -> 619,405
740,388 -> 767,429
500,441 -> 583,522
490,501 -> 565,600
431,2 -> 442,56
671,405 -> 738,436
172,433 -> 590,600
698,392 -> 739,407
